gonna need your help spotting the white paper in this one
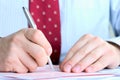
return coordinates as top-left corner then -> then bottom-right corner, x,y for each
0,65 -> 120,80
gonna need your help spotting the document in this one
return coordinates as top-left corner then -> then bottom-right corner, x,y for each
0,65 -> 120,80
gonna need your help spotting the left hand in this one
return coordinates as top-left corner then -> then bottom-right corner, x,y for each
60,34 -> 120,73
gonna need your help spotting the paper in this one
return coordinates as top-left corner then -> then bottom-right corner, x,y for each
0,65 -> 120,80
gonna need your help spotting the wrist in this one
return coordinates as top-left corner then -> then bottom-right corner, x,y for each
108,42 -> 120,66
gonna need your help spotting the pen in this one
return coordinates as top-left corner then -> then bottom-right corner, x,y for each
22,7 -> 55,71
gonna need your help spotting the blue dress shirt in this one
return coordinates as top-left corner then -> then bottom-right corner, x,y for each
0,0 -> 120,62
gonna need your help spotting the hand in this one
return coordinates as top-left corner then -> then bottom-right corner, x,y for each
60,34 -> 120,73
0,28 -> 52,73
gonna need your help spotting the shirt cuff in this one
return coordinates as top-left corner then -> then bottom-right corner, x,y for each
107,37 -> 120,46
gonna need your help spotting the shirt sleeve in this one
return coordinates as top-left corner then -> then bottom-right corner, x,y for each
108,0 -> 120,46
110,0 -> 120,36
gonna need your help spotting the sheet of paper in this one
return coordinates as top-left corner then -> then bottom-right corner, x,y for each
0,65 -> 120,80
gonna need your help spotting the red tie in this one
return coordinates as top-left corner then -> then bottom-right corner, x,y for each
29,0 -> 61,64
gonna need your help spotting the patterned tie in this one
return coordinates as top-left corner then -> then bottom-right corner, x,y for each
29,0 -> 61,64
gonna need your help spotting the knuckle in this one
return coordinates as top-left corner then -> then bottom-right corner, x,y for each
83,34 -> 93,39
31,31 -> 38,40
11,35 -> 19,44
93,36 -> 103,43
93,36 -> 100,41
32,30 -> 43,40
37,30 -> 44,35
25,28 -> 42,41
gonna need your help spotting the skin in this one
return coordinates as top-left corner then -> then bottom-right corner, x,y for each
60,34 -> 120,73
0,29 -> 120,73
0,28 -> 52,73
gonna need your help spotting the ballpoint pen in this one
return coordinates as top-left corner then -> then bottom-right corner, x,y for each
22,7 -> 55,71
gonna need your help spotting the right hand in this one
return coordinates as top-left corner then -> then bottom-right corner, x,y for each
0,28 -> 52,73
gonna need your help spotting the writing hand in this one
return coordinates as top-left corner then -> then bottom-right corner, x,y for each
0,28 -> 52,73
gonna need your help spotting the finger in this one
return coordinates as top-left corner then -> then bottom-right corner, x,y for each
13,57 -> 28,73
17,48 -> 38,72
61,36 -> 102,72
24,28 -> 52,55
85,43 -> 119,72
69,34 -> 94,55
85,54 -> 110,73
85,42 -> 119,72
11,55 -> 28,73
60,34 -> 94,70
0,51 -> 28,73
72,45 -> 104,73
23,39 -> 48,66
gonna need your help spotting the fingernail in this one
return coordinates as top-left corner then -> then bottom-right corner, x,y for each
72,65 -> 81,73
64,64 -> 72,73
